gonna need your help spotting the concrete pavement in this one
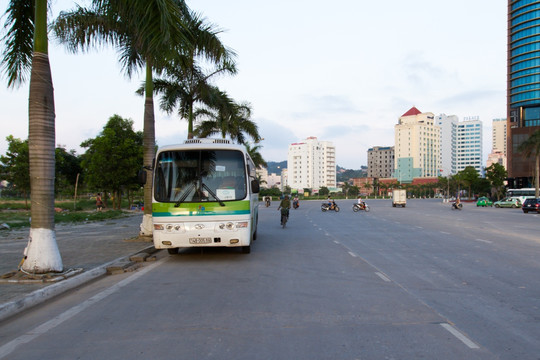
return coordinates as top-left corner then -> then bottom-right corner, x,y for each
0,213 -> 155,322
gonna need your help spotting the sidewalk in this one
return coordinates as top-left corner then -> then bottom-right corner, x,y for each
0,213 -> 154,322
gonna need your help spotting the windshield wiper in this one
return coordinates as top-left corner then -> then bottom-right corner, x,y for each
202,183 -> 225,206
174,183 -> 195,207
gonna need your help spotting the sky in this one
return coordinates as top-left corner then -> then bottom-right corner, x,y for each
0,0 -> 507,169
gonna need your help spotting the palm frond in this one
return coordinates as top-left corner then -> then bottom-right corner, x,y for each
1,0 -> 34,87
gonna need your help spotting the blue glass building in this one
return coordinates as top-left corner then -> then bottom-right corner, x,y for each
508,0 -> 540,187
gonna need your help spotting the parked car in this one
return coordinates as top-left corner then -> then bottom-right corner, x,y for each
476,196 -> 493,207
494,197 -> 521,208
522,198 -> 540,213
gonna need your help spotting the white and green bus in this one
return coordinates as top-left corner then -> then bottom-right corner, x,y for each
148,139 -> 260,254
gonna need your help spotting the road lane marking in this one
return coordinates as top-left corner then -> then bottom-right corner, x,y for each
440,231 -> 451,234
348,251 -> 357,258
475,239 -> 493,244
0,260 -> 163,360
440,323 -> 480,349
375,272 -> 391,282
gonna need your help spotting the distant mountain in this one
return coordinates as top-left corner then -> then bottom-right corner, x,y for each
265,162 -> 367,183
266,161 -> 287,174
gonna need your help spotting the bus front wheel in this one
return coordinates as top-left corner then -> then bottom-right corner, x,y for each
242,245 -> 251,254
167,248 -> 178,255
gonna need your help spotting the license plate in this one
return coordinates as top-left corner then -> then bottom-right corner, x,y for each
189,237 -> 212,244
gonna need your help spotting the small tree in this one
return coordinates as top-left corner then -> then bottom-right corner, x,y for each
0,136 -> 30,205
55,146 -> 81,197
517,129 -> 540,197
457,166 -> 480,199
349,185 -> 359,197
80,115 -> 143,209
485,163 -> 507,200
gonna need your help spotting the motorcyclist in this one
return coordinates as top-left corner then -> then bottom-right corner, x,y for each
357,195 -> 365,209
293,195 -> 299,209
278,195 -> 291,224
264,195 -> 271,207
327,196 -> 334,209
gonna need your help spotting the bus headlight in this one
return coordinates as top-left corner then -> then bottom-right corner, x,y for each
236,222 -> 248,228
154,224 -> 164,230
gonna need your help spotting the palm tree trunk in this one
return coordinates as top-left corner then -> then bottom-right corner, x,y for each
140,61 -> 155,236
188,102 -> 194,139
534,153 -> 540,198
22,0 -> 62,273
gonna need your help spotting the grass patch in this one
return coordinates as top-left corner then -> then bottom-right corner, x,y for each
0,209 -> 131,229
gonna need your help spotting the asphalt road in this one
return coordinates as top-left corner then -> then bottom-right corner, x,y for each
0,199 -> 539,360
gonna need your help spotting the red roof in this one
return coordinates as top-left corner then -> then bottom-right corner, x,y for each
401,106 -> 422,117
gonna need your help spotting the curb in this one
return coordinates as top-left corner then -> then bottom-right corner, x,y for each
0,245 -> 156,323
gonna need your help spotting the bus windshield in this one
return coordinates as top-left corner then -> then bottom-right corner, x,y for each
154,149 -> 247,205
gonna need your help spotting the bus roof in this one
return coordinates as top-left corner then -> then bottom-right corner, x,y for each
157,139 -> 246,153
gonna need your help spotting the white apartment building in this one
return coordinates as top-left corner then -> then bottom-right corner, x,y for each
486,118 -> 507,170
287,136 -> 336,191
367,146 -> 394,178
437,114 -> 484,176
436,114 -> 458,177
492,118 -> 507,156
266,173 -> 282,188
456,117 -> 483,175
256,166 -> 269,188
394,107 -> 440,183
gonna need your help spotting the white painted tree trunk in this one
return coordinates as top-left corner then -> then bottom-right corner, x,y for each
139,214 -> 153,237
22,228 -> 63,273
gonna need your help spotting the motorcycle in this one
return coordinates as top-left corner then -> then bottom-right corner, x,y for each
452,202 -> 463,210
321,201 -> 340,212
353,202 -> 370,212
293,200 -> 299,209
265,198 -> 271,207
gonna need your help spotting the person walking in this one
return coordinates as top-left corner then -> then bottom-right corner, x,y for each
96,193 -> 104,212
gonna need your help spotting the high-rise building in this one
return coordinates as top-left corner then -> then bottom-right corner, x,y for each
486,118 -> 507,170
436,114 -> 458,176
456,117 -> 483,175
394,107 -> 440,183
367,146 -> 394,178
287,136 -> 336,191
492,118 -> 507,155
255,166 -> 269,188
508,0 -> 540,188
436,114 -> 483,176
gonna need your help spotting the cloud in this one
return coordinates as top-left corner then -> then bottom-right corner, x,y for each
436,89 -> 504,107
257,117 -> 297,162
290,94 -> 361,119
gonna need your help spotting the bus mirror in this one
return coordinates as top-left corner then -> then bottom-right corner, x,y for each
138,169 -> 147,185
251,179 -> 260,193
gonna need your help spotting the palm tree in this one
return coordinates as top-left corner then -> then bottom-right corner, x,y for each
379,182 -> 389,199
2,0 -> 63,272
245,142 -> 267,169
518,129 -> 540,197
149,12 -> 237,139
53,0 -> 191,236
194,91 -> 260,144
363,181 -> 372,197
